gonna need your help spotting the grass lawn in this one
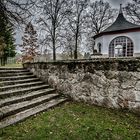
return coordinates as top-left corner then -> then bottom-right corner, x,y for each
0,63 -> 23,68
0,102 -> 140,140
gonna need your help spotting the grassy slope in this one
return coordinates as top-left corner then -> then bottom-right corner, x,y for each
0,102 -> 140,140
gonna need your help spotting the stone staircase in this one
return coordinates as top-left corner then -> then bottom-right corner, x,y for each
0,67 -> 67,129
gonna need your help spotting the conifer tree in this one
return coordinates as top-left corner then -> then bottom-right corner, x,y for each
0,37 -> 6,65
0,12 -> 16,65
21,22 -> 39,62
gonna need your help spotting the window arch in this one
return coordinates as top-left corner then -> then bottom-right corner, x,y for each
109,36 -> 134,57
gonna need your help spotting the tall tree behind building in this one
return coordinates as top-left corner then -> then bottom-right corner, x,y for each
85,0 -> 115,54
125,0 -> 140,24
88,0 -> 115,35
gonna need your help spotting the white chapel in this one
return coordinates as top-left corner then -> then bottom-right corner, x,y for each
93,4 -> 140,57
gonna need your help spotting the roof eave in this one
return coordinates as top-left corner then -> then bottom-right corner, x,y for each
93,27 -> 140,39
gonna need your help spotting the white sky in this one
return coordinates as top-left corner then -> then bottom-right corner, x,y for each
104,0 -> 132,8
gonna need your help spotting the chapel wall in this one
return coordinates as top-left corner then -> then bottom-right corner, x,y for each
94,32 -> 140,57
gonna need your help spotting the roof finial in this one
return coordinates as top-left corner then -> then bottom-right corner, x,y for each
119,4 -> 123,14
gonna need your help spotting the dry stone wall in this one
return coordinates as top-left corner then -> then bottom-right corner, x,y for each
23,58 -> 140,114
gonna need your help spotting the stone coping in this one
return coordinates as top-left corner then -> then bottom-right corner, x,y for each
23,57 -> 140,72
24,57 -> 140,64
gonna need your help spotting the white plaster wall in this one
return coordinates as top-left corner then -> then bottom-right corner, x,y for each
95,31 -> 140,57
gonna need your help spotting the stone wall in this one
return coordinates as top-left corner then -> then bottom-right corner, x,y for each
23,58 -> 140,114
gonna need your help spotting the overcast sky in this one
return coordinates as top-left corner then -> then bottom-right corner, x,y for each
16,0 -> 133,50
104,0 -> 132,8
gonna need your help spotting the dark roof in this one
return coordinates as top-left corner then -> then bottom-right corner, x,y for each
102,13 -> 140,33
94,4 -> 140,39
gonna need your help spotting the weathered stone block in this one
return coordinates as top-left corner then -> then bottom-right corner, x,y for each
135,81 -> 140,91
23,58 -> 140,114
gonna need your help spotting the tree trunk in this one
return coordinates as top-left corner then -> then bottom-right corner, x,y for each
0,58 -> 1,66
74,31 -> 78,59
4,57 -> 7,65
1,57 -> 5,66
74,41 -> 78,59
70,48 -> 73,59
53,39 -> 56,61
74,15 -> 80,60
52,22 -> 56,61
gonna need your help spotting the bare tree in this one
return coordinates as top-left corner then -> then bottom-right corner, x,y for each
88,0 -> 115,35
62,30 -> 75,59
83,0 -> 115,54
67,0 -> 88,59
85,32 -> 95,54
0,0 -> 37,25
125,0 -> 140,24
37,0 -> 71,61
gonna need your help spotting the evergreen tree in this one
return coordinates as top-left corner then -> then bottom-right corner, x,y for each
3,27 -> 16,58
0,37 -> 6,65
0,11 -> 16,65
20,22 -> 39,62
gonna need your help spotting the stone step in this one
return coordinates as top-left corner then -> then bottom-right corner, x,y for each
0,81 -> 44,92
0,93 -> 60,120
0,72 -> 33,77
0,68 -> 24,70
0,97 -> 67,129
0,88 -> 55,108
0,85 -> 50,99
0,78 -> 40,86
0,69 -> 29,73
0,67 -> 67,129
0,75 -> 36,81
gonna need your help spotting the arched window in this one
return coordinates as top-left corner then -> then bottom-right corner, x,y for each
97,43 -> 102,54
109,36 -> 134,57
